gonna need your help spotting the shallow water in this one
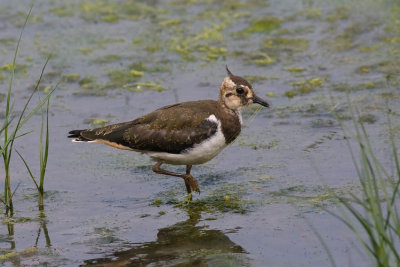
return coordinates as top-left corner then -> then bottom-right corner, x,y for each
0,0 -> 399,266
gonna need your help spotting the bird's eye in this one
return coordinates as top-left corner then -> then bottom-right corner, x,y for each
236,87 -> 245,94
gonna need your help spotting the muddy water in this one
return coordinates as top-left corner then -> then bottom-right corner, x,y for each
0,0 -> 399,266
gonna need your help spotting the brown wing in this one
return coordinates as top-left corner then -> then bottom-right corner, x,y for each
79,100 -> 220,154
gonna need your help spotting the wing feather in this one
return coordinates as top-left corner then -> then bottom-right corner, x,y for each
80,100 -> 220,154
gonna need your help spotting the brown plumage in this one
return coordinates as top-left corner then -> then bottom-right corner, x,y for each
69,67 -> 269,196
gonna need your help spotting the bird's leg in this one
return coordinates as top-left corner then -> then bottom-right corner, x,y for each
152,162 -> 200,194
184,165 -> 192,194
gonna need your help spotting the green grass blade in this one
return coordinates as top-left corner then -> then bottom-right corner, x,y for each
16,150 -> 39,191
13,131 -> 34,140
5,57 -> 50,166
18,80 -> 58,131
11,182 -> 21,198
325,207 -> 377,258
5,4 -> 33,143
40,98 -> 50,190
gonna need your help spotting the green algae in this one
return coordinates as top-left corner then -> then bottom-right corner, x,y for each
292,8 -> 322,20
251,52 -> 275,65
159,181 -> 252,214
285,66 -> 306,73
355,81 -> 384,90
133,82 -> 163,92
0,71 -> 6,82
243,17 -> 283,34
128,62 -> 147,72
358,45 -> 380,52
184,183 -> 253,214
79,1 -> 118,22
151,198 -> 163,207
78,75 -> 102,90
194,23 -> 226,42
49,6 -> 74,17
198,45 -> 228,61
353,61 -> 400,76
0,38 -> 17,49
356,65 -> 373,74
325,6 -> 351,22
160,19 -> 182,26
167,17 -> 232,61
79,1 -> 166,23
274,25 -> 316,36
1,62 -> 30,78
91,54 -> 121,64
100,14 -> 120,23
78,47 -> 94,55
11,11 -> 42,27
263,37 -> 309,53
95,37 -> 125,47
106,69 -> 141,89
184,194 -> 251,214
309,77 -> 324,87
121,82 -> 163,92
286,77 -> 326,97
319,34 -> 355,52
332,81 -> 386,92
243,75 -> 267,84
62,73 -> 81,83
320,20 -> 381,52
130,70 -> 144,77
311,118 -> 336,128
358,114 -> 377,124
84,118 -> 109,127
377,61 -> 400,74
0,247 -> 38,261
284,91 -> 297,98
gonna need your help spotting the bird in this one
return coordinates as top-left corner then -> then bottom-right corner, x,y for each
68,66 -> 269,195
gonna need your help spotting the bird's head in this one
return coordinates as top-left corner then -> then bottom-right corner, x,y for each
219,66 -> 269,110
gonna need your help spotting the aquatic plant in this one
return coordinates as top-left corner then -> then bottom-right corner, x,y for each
329,95 -> 400,266
0,6 -> 56,216
17,96 -> 51,209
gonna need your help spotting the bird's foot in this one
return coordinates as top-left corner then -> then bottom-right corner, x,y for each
183,174 -> 200,194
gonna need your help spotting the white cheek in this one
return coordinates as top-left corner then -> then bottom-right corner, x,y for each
226,98 -> 241,109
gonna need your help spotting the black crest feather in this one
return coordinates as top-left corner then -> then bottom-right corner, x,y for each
226,65 -> 233,77
224,66 -> 252,89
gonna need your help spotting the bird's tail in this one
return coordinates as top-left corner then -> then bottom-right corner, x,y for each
68,130 -> 91,142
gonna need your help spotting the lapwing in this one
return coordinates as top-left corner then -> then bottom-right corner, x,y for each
68,67 -> 269,195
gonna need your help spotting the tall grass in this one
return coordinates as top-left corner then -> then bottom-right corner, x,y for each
330,95 -> 400,266
0,6 -> 56,216
17,96 -> 51,209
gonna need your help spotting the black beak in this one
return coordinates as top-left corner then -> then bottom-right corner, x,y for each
252,95 -> 269,108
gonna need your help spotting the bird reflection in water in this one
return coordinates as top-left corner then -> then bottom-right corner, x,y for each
82,210 -> 249,266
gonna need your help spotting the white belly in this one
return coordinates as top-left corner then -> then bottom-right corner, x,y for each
147,115 -> 227,165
